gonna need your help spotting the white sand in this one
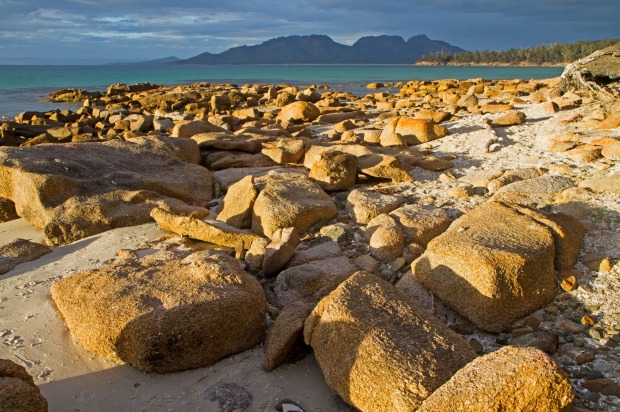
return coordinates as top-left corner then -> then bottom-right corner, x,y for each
0,221 -> 350,411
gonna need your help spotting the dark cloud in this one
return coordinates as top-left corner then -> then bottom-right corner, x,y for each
0,0 -> 617,64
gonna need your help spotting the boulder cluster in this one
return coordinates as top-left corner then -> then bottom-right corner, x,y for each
1,70 -> 619,411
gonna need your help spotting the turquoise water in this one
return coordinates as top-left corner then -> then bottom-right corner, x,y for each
0,64 -> 563,118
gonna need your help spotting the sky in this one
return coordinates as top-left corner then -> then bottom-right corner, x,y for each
0,0 -> 618,64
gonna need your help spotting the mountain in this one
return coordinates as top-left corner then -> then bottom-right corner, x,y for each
178,34 -> 464,65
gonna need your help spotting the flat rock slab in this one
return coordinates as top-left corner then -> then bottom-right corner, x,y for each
579,173 -> 620,195
418,346 -> 573,412
0,136 -> 212,245
151,208 -> 262,249
51,251 -> 266,373
0,238 -> 52,275
304,272 -> 476,412
491,175 -> 574,206
408,201 -> 557,332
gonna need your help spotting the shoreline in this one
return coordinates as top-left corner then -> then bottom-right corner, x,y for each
1,76 -> 619,411
415,61 -> 567,67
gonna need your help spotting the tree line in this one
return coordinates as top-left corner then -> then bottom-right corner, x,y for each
417,39 -> 619,65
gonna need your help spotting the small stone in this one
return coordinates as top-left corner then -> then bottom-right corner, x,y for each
511,327 -> 533,338
524,316 -> 541,330
511,331 -> 559,354
581,391 -> 600,403
598,257 -> 612,272
446,186 -> 472,199
582,379 -> 620,397
581,315 -> 596,328
560,276 -> 577,292
468,338 -> 484,354
586,370 -> 605,380
206,382 -> 253,412
389,257 -> 406,272
275,399 -> 305,412
353,254 -> 379,274
319,224 -> 347,243
562,345 -> 596,364
587,328 -> 605,340
546,305 -> 559,315
556,318 -> 585,333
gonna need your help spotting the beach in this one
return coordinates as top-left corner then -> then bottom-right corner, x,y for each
1,73 -> 619,411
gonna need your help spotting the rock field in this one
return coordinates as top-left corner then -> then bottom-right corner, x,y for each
0,72 -> 619,411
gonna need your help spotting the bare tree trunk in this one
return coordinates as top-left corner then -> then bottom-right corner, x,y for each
560,43 -> 620,101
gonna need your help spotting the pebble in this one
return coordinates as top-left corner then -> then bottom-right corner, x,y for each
468,338 -> 484,354
511,330 -> 559,354
560,276 -> 578,291
563,345 -> 596,364
276,399 -> 305,412
582,378 -> 620,397
389,257 -> 406,272
581,315 -> 596,328
581,391 -> 601,403
587,328 -> 605,340
546,305 -> 560,315
556,318 -> 585,333
511,326 -> 533,338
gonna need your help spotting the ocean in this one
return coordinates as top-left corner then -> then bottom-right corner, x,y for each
0,64 -> 564,118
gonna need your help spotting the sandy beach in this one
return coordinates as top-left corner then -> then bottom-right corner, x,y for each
0,73 -> 619,411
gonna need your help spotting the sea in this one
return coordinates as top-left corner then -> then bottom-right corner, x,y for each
0,64 -> 564,119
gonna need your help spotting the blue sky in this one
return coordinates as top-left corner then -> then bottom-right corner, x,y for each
0,0 -> 618,64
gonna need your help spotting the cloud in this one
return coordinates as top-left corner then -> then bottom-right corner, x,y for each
0,0 -> 617,63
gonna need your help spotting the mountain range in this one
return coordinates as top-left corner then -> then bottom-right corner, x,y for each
175,34 -> 464,65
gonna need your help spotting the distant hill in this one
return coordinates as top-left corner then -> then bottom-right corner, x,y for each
106,56 -> 182,66
178,34 -> 464,65
416,38 -> 620,66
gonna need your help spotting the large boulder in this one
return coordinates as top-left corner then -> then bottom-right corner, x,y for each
389,204 -> 450,246
0,359 -> 48,412
261,138 -> 305,164
490,111 -> 526,127
346,188 -> 406,224
263,301 -> 313,372
0,239 -> 52,276
276,101 -> 320,124
252,173 -> 337,238
171,119 -> 226,138
380,117 -> 448,147
216,175 -> 258,229
357,154 -> 414,184
304,272 -> 477,412
408,202 -> 557,332
0,136 -> 212,245
51,251 -> 266,373
418,346 -> 573,412
273,256 -> 356,307
308,151 -> 358,191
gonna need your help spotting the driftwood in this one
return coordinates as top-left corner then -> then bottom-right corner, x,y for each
560,43 -> 620,101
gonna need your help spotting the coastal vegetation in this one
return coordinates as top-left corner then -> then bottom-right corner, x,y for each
417,38 -> 620,66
